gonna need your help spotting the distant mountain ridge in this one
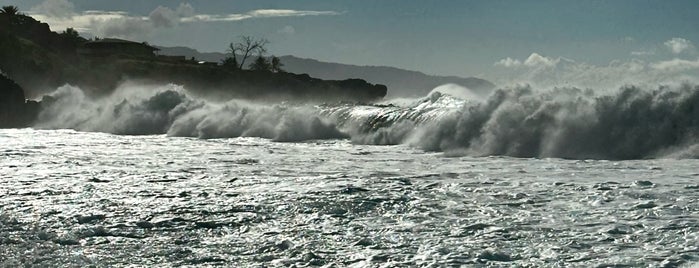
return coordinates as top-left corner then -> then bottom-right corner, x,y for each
156,46 -> 495,97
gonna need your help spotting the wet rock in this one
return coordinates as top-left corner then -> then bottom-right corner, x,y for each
0,74 -> 39,128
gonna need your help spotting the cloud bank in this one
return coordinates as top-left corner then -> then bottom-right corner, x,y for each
28,0 -> 340,39
493,54 -> 698,89
495,53 -> 561,68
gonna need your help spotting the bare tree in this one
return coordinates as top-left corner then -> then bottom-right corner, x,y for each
228,36 -> 268,69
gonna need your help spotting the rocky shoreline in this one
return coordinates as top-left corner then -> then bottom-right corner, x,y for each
0,74 -> 39,128
0,12 -> 387,129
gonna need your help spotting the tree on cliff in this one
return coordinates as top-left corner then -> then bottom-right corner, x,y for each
249,56 -> 271,72
60,27 -> 85,45
270,56 -> 284,73
228,36 -> 268,69
221,56 -> 239,70
1,6 -> 19,15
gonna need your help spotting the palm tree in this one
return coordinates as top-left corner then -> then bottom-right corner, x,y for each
1,6 -> 19,15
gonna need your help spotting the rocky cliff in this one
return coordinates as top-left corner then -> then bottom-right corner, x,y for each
0,73 -> 39,128
0,13 -> 386,103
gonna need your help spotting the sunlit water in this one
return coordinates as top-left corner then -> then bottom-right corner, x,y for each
1,128 -> 698,267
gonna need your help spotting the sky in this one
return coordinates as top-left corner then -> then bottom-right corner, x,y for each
3,0 -> 699,87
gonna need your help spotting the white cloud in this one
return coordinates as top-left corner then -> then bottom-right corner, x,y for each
176,3 -> 195,18
31,11 -> 130,32
30,0 -> 75,18
89,16 -> 152,39
495,53 -> 559,68
492,52 -> 699,89
650,58 -> 699,71
249,9 -> 339,17
494,57 -> 521,67
631,50 -> 655,56
523,53 -> 558,67
28,0 -> 340,39
279,25 -> 296,35
149,6 -> 179,28
664,38 -> 694,54
181,9 -> 340,22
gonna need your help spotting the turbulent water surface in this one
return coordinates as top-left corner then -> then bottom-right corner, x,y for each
2,83 -> 699,267
1,128 -> 699,267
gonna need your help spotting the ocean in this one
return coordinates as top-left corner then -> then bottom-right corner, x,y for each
1,83 -> 699,267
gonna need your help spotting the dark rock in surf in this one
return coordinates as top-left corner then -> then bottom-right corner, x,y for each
0,73 -> 39,128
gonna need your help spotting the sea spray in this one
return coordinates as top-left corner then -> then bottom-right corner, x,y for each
35,81 -> 699,159
36,83 -> 347,141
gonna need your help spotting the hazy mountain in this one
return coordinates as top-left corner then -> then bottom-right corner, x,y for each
157,46 -> 495,98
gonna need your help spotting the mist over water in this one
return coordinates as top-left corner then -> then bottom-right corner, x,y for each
35,81 -> 699,160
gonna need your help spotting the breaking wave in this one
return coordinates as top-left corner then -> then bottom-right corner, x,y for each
35,83 -> 346,142
34,82 -> 699,159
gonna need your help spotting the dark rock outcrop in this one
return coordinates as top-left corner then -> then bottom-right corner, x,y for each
0,73 -> 39,128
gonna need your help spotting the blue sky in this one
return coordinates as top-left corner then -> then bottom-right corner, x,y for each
3,0 -> 698,85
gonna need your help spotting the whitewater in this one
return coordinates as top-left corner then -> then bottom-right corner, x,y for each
2,82 -> 699,266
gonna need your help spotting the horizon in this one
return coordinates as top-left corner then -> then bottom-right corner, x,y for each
2,0 -> 699,87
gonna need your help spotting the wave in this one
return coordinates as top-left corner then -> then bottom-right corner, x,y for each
34,82 -> 699,159
35,83 -> 346,142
